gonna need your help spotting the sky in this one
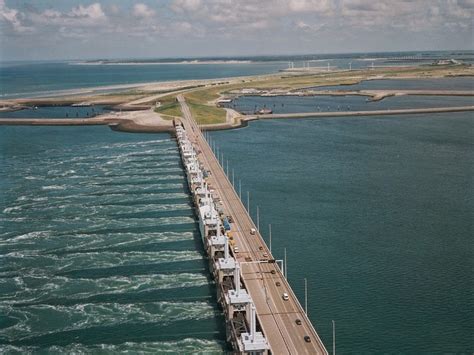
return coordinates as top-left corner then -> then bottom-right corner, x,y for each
0,0 -> 473,61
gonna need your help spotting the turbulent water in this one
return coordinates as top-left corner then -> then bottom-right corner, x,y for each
0,126 -> 226,353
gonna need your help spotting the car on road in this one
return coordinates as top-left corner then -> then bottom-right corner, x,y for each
233,246 -> 239,253
250,228 -> 256,235
304,335 -> 311,343
295,319 -> 302,325
282,292 -> 289,301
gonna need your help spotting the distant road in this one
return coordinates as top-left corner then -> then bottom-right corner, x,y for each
1,106 -> 472,132
248,105 -> 474,120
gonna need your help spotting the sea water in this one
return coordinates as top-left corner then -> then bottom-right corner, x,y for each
209,111 -> 473,353
0,126 -> 227,353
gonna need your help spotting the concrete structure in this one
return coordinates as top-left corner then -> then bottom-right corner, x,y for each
175,94 -> 328,354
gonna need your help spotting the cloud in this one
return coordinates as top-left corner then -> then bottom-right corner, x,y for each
171,0 -> 202,12
295,20 -> 325,33
0,0 -> 32,33
0,0 -> 472,60
133,3 -> 156,18
32,3 -> 107,27
287,0 -> 331,12
70,3 -> 105,20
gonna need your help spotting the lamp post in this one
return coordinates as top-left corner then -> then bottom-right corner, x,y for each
332,320 -> 336,355
304,278 -> 308,315
268,224 -> 272,252
257,206 -> 260,231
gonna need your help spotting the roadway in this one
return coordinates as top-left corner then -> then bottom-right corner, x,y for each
177,94 -> 328,355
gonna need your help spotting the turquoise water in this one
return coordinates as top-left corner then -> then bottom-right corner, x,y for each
227,94 -> 474,114
0,126 -> 226,353
0,106 -> 111,118
209,112 -> 473,353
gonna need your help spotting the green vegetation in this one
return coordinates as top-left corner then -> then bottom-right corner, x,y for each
187,101 -> 226,124
154,95 -> 182,119
185,90 -> 220,104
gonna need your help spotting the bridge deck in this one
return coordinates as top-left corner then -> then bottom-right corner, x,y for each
177,94 -> 328,354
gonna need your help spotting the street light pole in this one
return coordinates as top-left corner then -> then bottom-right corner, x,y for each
332,320 -> 336,355
268,224 -> 272,252
257,206 -> 260,231
304,278 -> 308,315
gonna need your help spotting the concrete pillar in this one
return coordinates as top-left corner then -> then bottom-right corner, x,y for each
224,230 -> 229,260
250,303 -> 256,342
234,262 -> 240,295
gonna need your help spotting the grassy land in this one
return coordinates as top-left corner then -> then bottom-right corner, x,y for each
187,101 -> 226,124
182,90 -> 226,124
154,95 -> 182,120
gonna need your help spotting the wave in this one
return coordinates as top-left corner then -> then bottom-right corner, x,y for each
0,250 -> 203,274
0,273 -> 210,304
0,301 -> 218,342
0,230 -> 195,252
41,185 -> 67,191
0,338 -> 224,354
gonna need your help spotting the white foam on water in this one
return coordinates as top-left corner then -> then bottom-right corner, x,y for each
0,273 -> 209,304
2,206 -> 23,214
41,185 -> 67,191
0,230 -> 51,243
0,338 -> 224,354
0,230 -> 194,253
0,301 -> 218,342
1,250 -> 203,274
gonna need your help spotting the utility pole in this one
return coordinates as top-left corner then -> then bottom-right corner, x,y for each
257,206 -> 260,231
332,320 -> 336,355
268,224 -> 272,252
304,278 -> 308,315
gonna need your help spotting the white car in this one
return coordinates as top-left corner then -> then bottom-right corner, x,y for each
250,228 -> 256,235
233,246 -> 239,253
282,292 -> 289,301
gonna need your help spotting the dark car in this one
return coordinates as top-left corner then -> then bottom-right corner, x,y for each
304,335 -> 311,343
295,319 -> 302,325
